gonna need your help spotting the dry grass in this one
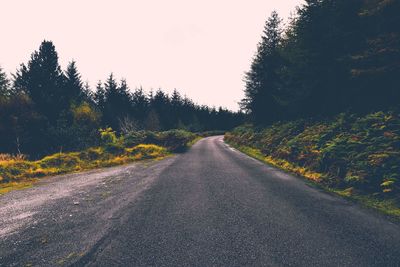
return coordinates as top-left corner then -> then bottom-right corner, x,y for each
0,144 -> 168,195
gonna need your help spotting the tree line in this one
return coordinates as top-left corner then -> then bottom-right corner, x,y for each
242,0 -> 400,125
0,41 -> 243,157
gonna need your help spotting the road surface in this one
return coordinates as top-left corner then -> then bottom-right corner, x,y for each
1,136 -> 400,266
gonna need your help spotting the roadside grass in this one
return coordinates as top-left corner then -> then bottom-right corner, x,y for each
0,144 -> 168,195
328,188 -> 400,218
224,111 -> 400,219
227,141 -> 400,219
0,180 -> 35,195
0,129 -> 201,195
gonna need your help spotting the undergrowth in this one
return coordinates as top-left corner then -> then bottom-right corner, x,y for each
225,111 -> 400,218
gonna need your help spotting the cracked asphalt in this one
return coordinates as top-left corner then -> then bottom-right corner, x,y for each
1,136 -> 400,266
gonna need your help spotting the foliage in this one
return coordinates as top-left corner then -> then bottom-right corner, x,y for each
242,0 -> 400,124
123,129 -> 198,152
155,130 -> 198,152
0,129 -> 172,191
0,66 -> 10,96
241,11 -> 283,125
99,127 -> 124,154
125,144 -> 167,159
225,111 -> 400,199
199,130 -> 226,137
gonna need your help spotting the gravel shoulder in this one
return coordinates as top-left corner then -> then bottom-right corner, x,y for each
0,157 -> 177,266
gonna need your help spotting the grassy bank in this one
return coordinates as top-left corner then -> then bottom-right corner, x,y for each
225,111 -> 400,218
0,129 -> 198,195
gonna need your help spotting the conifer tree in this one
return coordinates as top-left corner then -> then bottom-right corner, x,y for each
0,66 -> 10,97
131,87 -> 148,124
94,80 -> 106,110
13,40 -> 65,122
242,11 -> 283,125
64,61 -> 84,104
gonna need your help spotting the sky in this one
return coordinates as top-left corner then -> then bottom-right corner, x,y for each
1,0 -> 304,111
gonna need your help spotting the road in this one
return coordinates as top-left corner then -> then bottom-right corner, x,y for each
1,136 -> 400,266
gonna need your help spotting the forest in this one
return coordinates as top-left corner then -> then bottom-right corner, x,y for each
241,0 -> 399,124
0,42 -> 243,157
228,0 -> 400,213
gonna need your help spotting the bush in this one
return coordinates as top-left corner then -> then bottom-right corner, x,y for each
123,129 -> 197,152
39,153 -> 82,171
99,128 -> 125,154
199,130 -> 226,137
156,130 -> 197,152
79,147 -> 105,161
125,144 -> 167,159
123,131 -> 147,147
0,160 -> 35,182
99,128 -> 118,145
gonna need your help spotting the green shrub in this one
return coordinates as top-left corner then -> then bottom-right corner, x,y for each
79,147 -> 105,161
156,130 -> 197,152
125,144 -> 167,159
99,128 -> 118,145
0,160 -> 35,182
123,131 -> 147,147
99,128 -> 125,154
39,153 -> 81,170
123,129 -> 197,152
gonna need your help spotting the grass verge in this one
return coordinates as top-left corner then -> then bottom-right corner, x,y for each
1,129 -> 200,195
226,140 -> 400,220
0,144 -> 168,195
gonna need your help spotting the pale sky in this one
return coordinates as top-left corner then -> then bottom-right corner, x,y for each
1,0 -> 304,110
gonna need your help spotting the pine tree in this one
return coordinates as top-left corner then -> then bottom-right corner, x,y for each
151,89 -> 170,129
0,66 -> 10,97
131,87 -> 148,125
82,81 -> 93,103
242,11 -> 283,125
171,89 -> 182,127
145,109 -> 161,131
102,74 -> 133,130
64,61 -> 84,104
94,80 -> 105,109
13,40 -> 65,122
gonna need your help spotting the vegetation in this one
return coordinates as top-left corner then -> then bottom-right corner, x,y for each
241,0 -> 399,125
0,129 -> 198,194
225,111 -> 400,216
0,42 -> 243,158
228,0 -> 400,216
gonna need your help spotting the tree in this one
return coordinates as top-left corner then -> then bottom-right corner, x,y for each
82,81 -> 93,103
131,87 -> 148,126
13,40 -> 66,122
145,109 -> 161,131
0,93 -> 47,155
102,74 -> 132,130
0,66 -> 10,97
290,0 -> 364,116
170,89 -> 183,127
150,89 -> 171,129
241,11 -> 283,125
64,61 -> 84,104
351,0 -> 400,111
94,80 -> 106,110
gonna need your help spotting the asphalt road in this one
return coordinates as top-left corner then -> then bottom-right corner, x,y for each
1,136 -> 400,267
